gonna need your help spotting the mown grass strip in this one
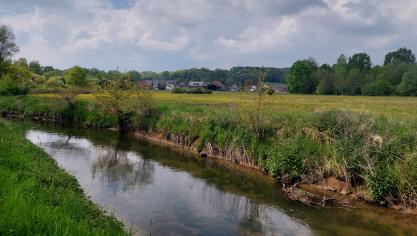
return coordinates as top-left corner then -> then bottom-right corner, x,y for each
0,120 -> 128,235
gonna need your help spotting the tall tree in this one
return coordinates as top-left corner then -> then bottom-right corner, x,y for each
348,53 -> 372,72
66,66 -> 87,87
384,48 -> 416,65
397,66 -> 417,96
287,58 -> 318,93
29,60 -> 42,75
0,25 -> 19,63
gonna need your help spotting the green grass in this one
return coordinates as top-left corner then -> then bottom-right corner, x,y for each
0,120 -> 128,235
1,92 -> 417,208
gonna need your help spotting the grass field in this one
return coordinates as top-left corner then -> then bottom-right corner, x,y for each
0,120 -> 128,235
75,92 -> 417,122
1,92 -> 417,208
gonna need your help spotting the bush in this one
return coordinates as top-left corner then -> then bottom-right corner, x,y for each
0,74 -> 30,96
258,137 -> 323,182
172,87 -> 212,94
394,152 -> 417,206
362,80 -> 393,96
365,166 -> 397,205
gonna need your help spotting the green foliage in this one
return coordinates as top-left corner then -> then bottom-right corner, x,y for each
362,80 -> 393,96
171,87 -> 212,94
365,166 -> 396,205
66,66 -> 88,87
258,137 -> 323,182
348,53 -> 372,72
397,66 -> 417,96
384,47 -> 416,65
394,153 -> 417,205
28,60 -> 42,75
266,87 -> 275,95
287,58 -> 318,94
0,25 -> 19,62
0,73 -> 31,95
317,69 -> 336,94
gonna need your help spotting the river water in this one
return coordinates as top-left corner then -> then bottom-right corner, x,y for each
22,122 -> 417,236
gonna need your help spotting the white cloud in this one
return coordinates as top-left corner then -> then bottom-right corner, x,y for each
0,0 -> 416,70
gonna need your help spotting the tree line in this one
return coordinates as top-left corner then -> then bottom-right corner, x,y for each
1,23 -> 417,96
287,48 -> 417,96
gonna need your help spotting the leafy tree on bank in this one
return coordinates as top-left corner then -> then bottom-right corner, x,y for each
384,47 -> 416,65
0,25 -> 19,63
95,77 -> 153,131
66,66 -> 87,87
0,25 -> 19,75
287,58 -> 318,94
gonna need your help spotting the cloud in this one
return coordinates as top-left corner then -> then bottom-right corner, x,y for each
0,0 -> 416,71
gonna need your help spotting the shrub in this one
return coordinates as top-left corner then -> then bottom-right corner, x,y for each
365,166 -> 397,205
0,74 -> 30,95
259,137 -> 323,182
394,152 -> 417,206
172,87 -> 212,94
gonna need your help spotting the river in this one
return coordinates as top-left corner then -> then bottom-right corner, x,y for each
21,122 -> 417,236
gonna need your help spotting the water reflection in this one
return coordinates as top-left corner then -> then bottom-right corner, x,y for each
92,141 -> 155,192
23,125 -> 417,236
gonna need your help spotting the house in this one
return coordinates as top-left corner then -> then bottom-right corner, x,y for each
178,82 -> 187,88
207,81 -> 225,90
267,83 -> 289,93
138,80 -> 153,89
166,81 -> 177,91
188,81 -> 207,88
138,80 -> 166,90
249,85 -> 257,92
229,84 -> 240,92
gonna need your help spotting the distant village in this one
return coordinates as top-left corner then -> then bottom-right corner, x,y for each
138,79 -> 289,93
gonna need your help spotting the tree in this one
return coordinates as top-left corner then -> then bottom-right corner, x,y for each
287,58 -> 318,93
29,60 -> 42,75
362,80 -> 393,96
316,69 -> 336,95
0,64 -> 32,95
14,58 -> 28,68
377,62 -> 409,86
348,53 -> 372,72
0,25 -> 19,63
243,71 -> 268,138
333,54 -> 348,94
127,70 -> 141,81
384,48 -> 416,65
95,78 -> 153,131
66,66 -> 87,87
397,66 -> 417,96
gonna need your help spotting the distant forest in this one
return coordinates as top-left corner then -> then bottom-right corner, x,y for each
1,24 -> 417,96
18,64 -> 288,87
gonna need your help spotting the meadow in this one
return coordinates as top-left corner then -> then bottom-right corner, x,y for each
1,92 -> 417,209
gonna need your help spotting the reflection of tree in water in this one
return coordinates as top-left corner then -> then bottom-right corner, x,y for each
92,137 -> 155,193
238,199 -> 265,236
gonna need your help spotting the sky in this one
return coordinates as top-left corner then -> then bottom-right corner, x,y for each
1,0 -> 417,72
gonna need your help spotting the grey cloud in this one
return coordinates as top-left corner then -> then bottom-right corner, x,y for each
0,0 -> 416,71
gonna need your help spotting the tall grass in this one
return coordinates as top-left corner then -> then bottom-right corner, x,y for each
1,93 -> 417,207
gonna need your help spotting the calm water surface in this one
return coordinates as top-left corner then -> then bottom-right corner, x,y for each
22,122 -> 417,236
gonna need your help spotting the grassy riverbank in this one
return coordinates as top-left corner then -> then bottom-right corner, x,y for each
1,93 -> 417,209
0,120 -> 128,235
